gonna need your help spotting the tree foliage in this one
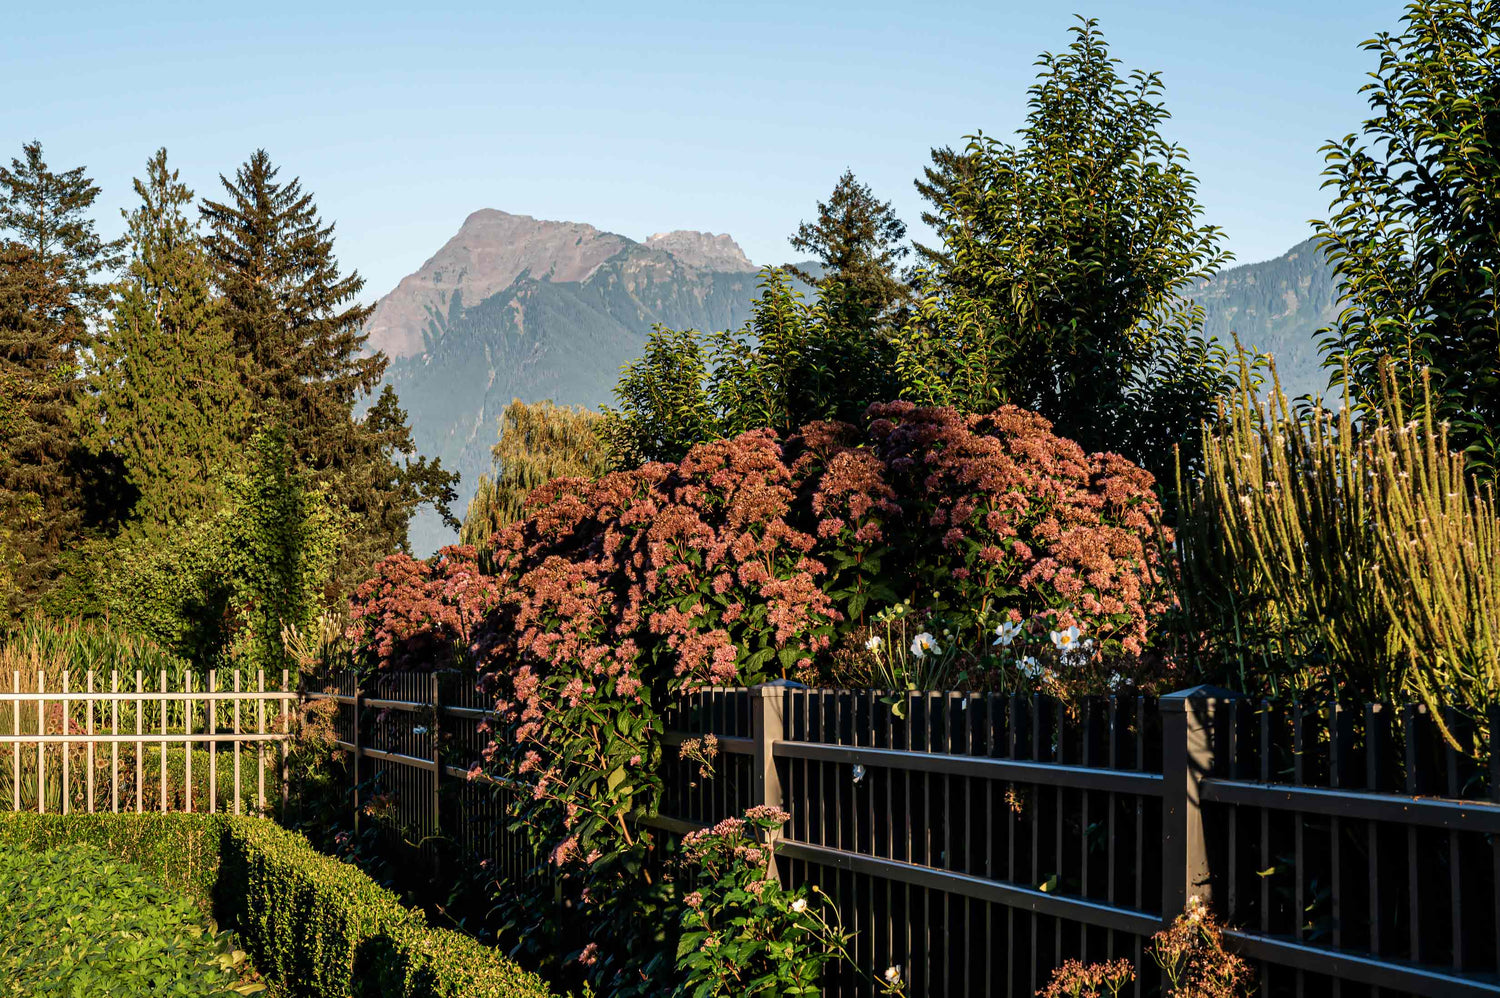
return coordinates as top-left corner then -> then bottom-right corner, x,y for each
460,399 -> 610,549
202,150 -> 456,582
1314,0 -> 1500,478
898,18 -> 1233,469
97,427 -> 344,668
92,149 -> 249,530
0,142 -> 123,608
604,269 -> 899,465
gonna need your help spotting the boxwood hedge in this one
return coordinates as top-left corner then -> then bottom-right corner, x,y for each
0,813 -> 557,998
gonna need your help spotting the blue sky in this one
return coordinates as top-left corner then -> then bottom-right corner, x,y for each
5,0 -> 1404,302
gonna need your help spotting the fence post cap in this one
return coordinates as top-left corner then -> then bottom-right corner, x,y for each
1160,685 -> 1243,710
749,679 -> 804,697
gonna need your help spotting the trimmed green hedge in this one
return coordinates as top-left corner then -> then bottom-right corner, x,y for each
0,813 -> 557,998
0,811 -> 223,910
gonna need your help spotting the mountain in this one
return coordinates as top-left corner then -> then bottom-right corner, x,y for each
375,212 -> 1342,556
1193,237 -> 1342,401
373,210 -> 772,554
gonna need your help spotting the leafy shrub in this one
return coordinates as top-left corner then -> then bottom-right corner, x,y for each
219,816 -> 414,998
0,811 -> 225,912
676,806 -> 846,997
92,426 -> 345,670
0,844 -> 260,997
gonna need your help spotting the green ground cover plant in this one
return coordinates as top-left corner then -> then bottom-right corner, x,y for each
0,843 -> 260,997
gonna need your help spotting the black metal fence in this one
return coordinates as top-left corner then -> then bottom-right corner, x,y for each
305,675 -> 1500,998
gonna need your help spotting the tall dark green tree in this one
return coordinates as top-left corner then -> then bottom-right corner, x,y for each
201,150 -> 456,583
789,170 -> 911,321
1314,0 -> 1500,479
93,149 -> 249,529
899,18 -> 1233,468
0,141 -> 123,607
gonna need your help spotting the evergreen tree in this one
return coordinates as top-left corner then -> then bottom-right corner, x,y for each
93,149 -> 249,529
0,142 -> 122,606
201,150 -> 456,582
788,170 -> 910,321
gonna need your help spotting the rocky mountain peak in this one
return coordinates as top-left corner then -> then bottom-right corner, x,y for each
644,230 -> 757,273
365,209 -> 633,358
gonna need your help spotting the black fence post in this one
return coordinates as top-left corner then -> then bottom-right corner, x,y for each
351,672 -> 362,836
750,680 -> 795,877
1161,685 -> 1239,922
430,672 -> 442,835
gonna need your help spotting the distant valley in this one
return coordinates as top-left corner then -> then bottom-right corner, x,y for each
370,213 -> 1343,554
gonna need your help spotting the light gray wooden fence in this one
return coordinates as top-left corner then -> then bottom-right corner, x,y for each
0,668 -> 295,816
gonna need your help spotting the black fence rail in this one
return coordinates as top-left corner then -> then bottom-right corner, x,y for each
304,675 -> 1500,998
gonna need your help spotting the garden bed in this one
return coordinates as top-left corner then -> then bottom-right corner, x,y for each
0,843 -> 262,997
0,813 -> 557,998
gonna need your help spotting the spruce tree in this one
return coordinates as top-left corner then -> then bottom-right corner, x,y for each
788,170 -> 910,321
93,149 -> 249,529
201,150 -> 456,583
0,141 -> 122,606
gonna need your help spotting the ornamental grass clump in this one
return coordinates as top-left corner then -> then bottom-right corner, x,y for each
1177,361 -> 1500,746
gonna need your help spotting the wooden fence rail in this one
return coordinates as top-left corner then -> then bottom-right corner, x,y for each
1,668 -> 295,816
308,673 -> 1500,998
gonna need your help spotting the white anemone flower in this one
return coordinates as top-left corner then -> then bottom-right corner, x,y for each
1017,656 -> 1043,679
865,634 -> 884,653
910,632 -> 940,659
993,620 -> 1023,647
1050,625 -> 1081,652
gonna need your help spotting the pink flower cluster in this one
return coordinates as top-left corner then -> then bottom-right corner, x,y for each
865,403 -> 1173,655
347,545 -> 501,670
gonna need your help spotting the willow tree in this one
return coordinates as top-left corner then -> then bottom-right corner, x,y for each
461,399 -> 610,547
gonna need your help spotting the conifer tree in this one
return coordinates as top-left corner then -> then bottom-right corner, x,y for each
93,149 -> 249,529
0,141 -> 122,605
201,150 -> 456,583
788,170 -> 911,321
